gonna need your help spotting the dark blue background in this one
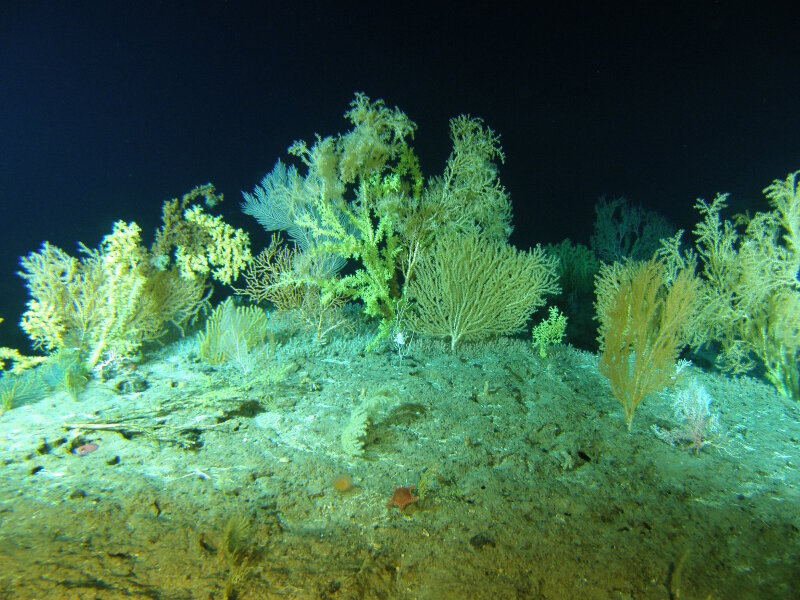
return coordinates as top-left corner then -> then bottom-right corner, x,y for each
2,1 -> 798,351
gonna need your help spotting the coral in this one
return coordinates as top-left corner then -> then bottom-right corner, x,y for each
672,171 -> 800,400
176,205 -> 251,285
297,284 -> 351,342
241,94 -> 418,348
37,348 -> 89,400
335,91 -> 418,185
651,378 -> 720,454
242,93 -> 415,265
197,297 -> 269,371
234,233 -> 305,310
340,398 -> 373,457
0,318 -> 45,375
20,222 -> 158,366
16,184 -> 246,369
242,94 -> 545,352
0,369 -> 47,414
152,183 -> 252,286
590,196 -> 675,263
531,306 -> 567,358
595,257 -> 700,431
544,239 -> 601,349
240,161 -> 344,275
409,115 -> 512,243
407,232 -> 560,351
546,239 -> 600,297
305,184 -> 402,329
151,183 -> 221,258
341,388 -> 397,457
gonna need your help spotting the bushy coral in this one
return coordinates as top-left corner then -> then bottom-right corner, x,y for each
241,93 -> 538,351
531,306 -> 568,358
652,378 -> 720,454
18,185 -> 249,369
241,94 -> 420,345
153,183 -> 251,285
0,317 -> 46,382
19,222 -> 160,367
407,115 -> 512,243
546,239 -> 600,297
672,171 -> 800,400
176,205 -> 251,285
590,196 -> 675,263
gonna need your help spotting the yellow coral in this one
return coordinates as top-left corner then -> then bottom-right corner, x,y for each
595,258 -> 700,430
684,172 -> 800,399
75,221 -> 152,367
407,233 -> 560,351
19,220 -> 208,369
0,318 -> 46,375
179,205 -> 251,285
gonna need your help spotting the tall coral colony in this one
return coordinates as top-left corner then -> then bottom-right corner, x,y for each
5,93 -> 799,442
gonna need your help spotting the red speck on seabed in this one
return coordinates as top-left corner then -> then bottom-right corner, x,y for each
74,442 -> 99,456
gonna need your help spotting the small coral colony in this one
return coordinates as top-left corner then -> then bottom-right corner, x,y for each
1,93 -> 798,439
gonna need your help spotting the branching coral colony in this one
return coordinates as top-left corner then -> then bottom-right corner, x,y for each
593,171 -> 800,431
241,93 -> 560,351
18,184 -> 251,370
683,173 -> 800,401
10,92 -> 561,392
7,92 -> 799,441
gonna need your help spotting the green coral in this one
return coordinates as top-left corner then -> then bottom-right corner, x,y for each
531,306 -> 568,358
297,174 -> 403,325
243,94 -> 528,351
243,94 -> 419,347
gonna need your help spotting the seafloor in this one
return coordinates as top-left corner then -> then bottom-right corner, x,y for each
1,313 -> 798,599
